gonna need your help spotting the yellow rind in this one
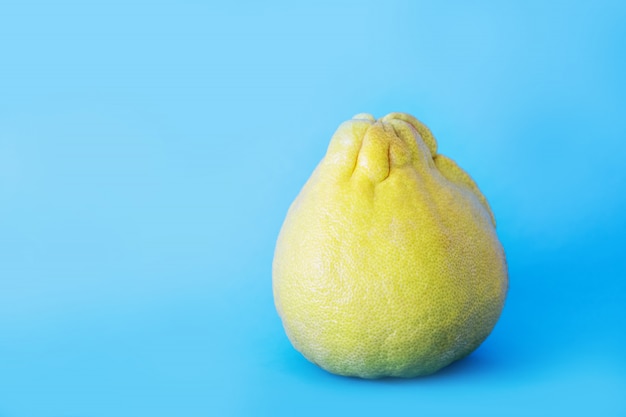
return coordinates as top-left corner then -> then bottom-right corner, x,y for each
273,112 -> 508,378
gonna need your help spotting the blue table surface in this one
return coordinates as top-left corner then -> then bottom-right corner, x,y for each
1,1 -> 625,416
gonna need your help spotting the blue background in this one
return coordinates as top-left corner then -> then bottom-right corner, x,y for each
1,1 -> 625,416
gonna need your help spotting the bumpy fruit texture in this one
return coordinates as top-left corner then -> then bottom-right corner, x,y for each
273,113 -> 508,378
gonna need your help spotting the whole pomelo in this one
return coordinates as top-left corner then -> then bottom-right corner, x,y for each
272,112 -> 508,378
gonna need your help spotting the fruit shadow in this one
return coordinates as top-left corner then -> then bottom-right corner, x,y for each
372,343 -> 517,385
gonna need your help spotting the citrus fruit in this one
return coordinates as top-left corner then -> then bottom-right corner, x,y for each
272,112 -> 508,378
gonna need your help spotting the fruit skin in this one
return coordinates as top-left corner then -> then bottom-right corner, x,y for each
273,113 -> 508,379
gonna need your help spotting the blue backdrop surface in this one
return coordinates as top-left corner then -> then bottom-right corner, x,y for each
1,1 -> 625,416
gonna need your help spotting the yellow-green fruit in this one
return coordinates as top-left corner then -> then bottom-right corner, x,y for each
272,112 -> 508,378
